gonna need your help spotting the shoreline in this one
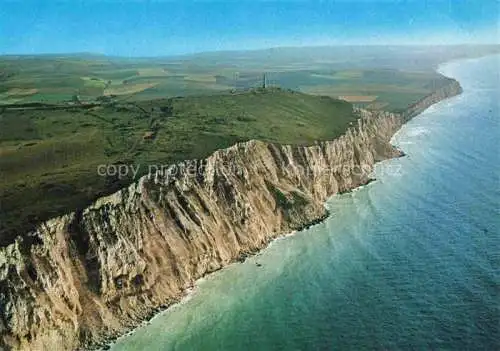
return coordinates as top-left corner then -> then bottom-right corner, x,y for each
93,206 -> 334,350
101,172 -> 393,350
95,82 -> 463,351
0,60 -> 465,351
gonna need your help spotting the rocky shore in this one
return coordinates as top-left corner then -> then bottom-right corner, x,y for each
0,80 -> 462,351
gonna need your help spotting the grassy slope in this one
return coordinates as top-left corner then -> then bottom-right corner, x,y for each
0,88 -> 357,245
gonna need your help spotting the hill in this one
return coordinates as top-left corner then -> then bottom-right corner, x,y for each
0,88 -> 357,245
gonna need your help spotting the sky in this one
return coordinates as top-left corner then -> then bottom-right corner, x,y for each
0,0 -> 498,57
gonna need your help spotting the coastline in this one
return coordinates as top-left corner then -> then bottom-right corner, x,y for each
96,80 -> 463,350
0,69 -> 462,351
101,175 -> 385,350
129,54 -> 500,351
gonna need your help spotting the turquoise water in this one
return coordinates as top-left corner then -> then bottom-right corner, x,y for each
111,55 -> 499,350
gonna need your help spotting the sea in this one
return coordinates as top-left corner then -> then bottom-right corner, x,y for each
110,55 -> 499,350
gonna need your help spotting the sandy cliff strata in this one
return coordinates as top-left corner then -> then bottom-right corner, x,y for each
0,81 -> 462,351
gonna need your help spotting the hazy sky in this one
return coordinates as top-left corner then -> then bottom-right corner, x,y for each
1,0 -> 498,56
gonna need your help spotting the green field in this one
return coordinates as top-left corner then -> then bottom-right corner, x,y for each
3,44 -> 496,110
0,59 -> 453,111
0,88 -> 358,245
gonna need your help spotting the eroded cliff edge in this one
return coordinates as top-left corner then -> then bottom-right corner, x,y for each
0,80 -> 462,350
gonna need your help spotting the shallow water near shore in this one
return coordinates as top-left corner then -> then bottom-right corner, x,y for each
111,55 -> 499,350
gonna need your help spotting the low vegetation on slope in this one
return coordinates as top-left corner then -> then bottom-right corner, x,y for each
0,88 -> 357,245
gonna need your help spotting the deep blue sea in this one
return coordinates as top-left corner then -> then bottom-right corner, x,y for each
111,55 -> 499,350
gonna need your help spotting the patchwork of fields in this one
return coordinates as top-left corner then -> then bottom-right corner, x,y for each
0,53 -> 457,111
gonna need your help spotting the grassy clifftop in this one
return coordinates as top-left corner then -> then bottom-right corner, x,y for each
0,88 -> 357,245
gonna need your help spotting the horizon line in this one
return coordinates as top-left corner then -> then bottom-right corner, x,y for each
1,43 -> 499,60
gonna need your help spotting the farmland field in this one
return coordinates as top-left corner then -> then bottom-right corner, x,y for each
2,45 -> 498,109
0,62 -> 451,111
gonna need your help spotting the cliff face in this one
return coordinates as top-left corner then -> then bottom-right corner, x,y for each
0,81 -> 461,351
403,79 -> 462,121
